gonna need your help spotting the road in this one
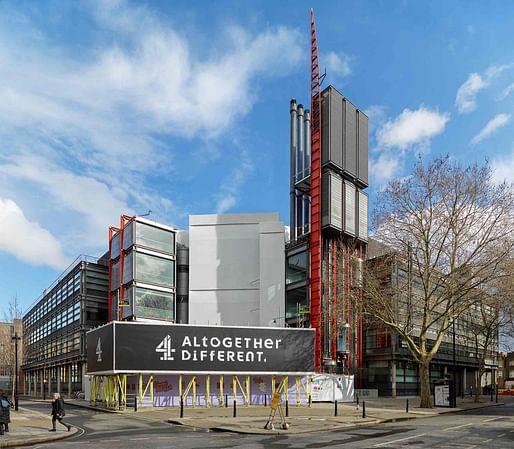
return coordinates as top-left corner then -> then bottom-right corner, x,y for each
22,399 -> 514,448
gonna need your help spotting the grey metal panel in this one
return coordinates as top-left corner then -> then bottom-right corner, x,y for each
330,173 -> 343,230
358,111 -> 369,186
344,100 -> 357,177
344,181 -> 356,236
330,88 -> 343,169
357,190 -> 368,242
321,172 -> 330,228
321,89 -> 330,165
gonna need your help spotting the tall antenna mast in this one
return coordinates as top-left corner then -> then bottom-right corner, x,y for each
309,8 -> 323,372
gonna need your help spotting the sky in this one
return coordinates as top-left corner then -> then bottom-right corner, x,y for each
1,0 -> 514,315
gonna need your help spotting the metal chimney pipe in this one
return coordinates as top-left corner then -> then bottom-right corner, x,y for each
290,99 -> 297,242
297,104 -> 304,236
303,109 -> 311,233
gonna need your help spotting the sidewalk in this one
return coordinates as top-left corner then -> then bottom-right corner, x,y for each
161,396 -> 506,434
0,406 -> 78,448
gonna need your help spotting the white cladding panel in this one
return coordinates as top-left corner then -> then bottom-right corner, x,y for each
330,174 -> 343,230
189,223 -> 260,290
189,213 -> 285,327
188,290 -> 259,326
344,182 -> 356,236
358,190 -> 368,242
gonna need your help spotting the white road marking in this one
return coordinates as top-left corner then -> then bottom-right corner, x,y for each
100,439 -> 121,442
132,437 -> 150,440
483,417 -> 501,422
374,433 -> 426,447
443,423 -> 473,431
482,439 -> 492,443
498,433 -> 505,437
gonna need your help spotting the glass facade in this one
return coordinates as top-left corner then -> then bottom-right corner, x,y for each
111,218 -> 176,322
22,257 -> 109,397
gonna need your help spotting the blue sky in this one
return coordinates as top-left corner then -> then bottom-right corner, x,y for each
1,0 -> 514,314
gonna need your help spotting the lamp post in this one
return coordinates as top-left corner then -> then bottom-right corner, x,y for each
43,379 -> 48,401
452,319 -> 457,408
11,332 -> 21,411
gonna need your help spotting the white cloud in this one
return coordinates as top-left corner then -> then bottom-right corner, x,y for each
470,113 -> 511,145
455,64 -> 513,113
369,151 -> 402,185
215,151 -> 254,213
0,155 -> 135,249
0,1 -> 303,258
0,198 -> 70,269
323,51 -> 352,80
492,148 -> 514,184
364,105 -> 387,134
500,82 -> 514,100
376,107 -> 449,150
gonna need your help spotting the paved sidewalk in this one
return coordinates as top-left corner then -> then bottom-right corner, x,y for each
0,406 -> 78,448
8,398 -> 506,441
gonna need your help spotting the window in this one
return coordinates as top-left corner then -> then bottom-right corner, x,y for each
135,287 -> 174,321
136,222 -> 175,254
135,252 -> 174,287
286,250 -> 308,285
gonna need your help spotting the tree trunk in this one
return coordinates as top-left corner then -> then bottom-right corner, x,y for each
475,368 -> 484,403
419,357 -> 432,408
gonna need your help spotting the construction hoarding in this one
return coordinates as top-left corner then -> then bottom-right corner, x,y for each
87,321 -> 315,375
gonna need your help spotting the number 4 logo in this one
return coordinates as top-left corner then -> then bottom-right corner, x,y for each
96,338 -> 102,362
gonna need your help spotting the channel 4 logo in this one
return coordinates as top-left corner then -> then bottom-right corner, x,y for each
155,335 -> 176,361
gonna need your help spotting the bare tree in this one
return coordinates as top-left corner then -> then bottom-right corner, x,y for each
364,156 -> 514,408
465,258 -> 514,402
1,296 -> 23,399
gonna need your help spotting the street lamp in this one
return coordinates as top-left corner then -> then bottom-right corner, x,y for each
11,332 -> 21,411
43,379 -> 48,401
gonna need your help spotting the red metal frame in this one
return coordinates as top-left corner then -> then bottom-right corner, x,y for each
309,8 -> 323,372
107,215 -> 134,321
107,226 -> 119,321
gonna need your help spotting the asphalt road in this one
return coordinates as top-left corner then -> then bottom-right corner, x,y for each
22,399 -> 514,448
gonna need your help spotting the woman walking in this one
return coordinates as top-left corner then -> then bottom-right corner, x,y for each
49,393 -> 71,432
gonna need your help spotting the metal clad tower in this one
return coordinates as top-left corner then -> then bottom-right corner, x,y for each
286,10 -> 369,379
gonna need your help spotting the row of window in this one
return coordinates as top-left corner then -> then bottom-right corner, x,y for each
24,272 -> 81,327
25,301 -> 81,345
24,332 -> 81,364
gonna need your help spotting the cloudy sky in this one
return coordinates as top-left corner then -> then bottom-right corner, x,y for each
1,0 -> 514,314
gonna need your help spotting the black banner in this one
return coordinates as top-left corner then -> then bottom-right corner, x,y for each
86,322 -> 114,373
87,322 -> 314,374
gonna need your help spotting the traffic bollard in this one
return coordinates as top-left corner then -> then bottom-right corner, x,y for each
286,400 -> 289,417
334,400 -> 338,417
264,394 -> 267,407
180,399 -> 184,418
233,400 -> 237,418
362,401 -> 366,418
225,394 -> 228,407
134,397 -> 137,412
308,394 -> 312,408
406,399 -> 409,413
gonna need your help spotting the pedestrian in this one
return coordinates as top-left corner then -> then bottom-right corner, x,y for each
49,393 -> 71,432
0,391 -> 11,435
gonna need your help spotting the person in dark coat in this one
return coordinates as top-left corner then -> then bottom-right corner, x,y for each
49,393 -> 71,432
0,392 -> 11,435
